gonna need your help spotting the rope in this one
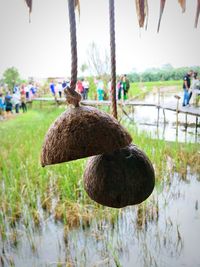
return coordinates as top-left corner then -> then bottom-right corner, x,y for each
109,0 -> 118,119
68,0 -> 77,91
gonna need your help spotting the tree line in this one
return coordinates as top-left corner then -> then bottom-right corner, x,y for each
127,65 -> 200,83
1,64 -> 200,92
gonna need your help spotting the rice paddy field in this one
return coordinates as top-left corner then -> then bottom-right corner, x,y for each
0,103 -> 200,267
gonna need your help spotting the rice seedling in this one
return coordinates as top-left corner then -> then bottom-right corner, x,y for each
0,103 -> 199,249
107,242 -> 122,267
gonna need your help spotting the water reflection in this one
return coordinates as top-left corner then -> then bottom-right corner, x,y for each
127,91 -> 199,143
1,170 -> 199,267
1,90 -> 199,267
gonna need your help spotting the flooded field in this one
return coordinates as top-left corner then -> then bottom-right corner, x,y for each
0,89 -> 199,267
1,168 -> 199,267
129,89 -> 200,143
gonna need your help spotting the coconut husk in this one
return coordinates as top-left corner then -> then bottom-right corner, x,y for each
135,0 -> 149,28
83,144 -> 155,208
41,106 -> 132,166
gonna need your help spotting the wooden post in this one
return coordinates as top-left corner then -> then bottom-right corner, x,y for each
157,106 -> 160,126
175,124 -> 179,141
54,96 -> 59,107
28,101 -> 33,109
185,113 -> 188,130
157,87 -> 161,126
174,95 -> 181,129
157,87 -> 161,107
195,116 -> 199,134
131,105 -> 134,114
162,108 -> 166,124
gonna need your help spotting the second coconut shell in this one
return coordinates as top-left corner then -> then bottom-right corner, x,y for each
83,144 -> 155,208
41,106 -> 132,166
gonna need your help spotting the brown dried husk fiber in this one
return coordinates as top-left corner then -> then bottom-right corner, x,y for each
24,0 -> 32,12
41,106 -> 132,166
83,144 -> 155,208
195,0 -> 200,27
24,0 -> 200,29
135,0 -> 149,28
157,0 -> 166,32
178,0 -> 186,12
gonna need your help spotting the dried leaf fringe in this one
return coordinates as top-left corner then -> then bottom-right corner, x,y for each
24,0 -> 32,22
145,0 -> 149,30
75,0 -> 80,17
178,0 -> 186,13
157,0 -> 166,33
195,0 -> 200,27
135,0 -> 148,28
24,0 -> 32,12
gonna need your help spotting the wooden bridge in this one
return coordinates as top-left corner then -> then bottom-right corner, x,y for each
32,97 -> 200,129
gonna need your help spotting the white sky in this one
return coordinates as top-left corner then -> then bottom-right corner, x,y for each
0,0 -> 200,79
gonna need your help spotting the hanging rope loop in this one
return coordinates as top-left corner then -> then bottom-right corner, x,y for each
68,0 -> 77,90
66,0 -> 81,107
109,0 -> 117,119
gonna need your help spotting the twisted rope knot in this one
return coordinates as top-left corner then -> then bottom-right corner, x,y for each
64,87 -> 81,107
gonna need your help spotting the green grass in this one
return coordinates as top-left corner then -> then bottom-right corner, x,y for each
87,79 -> 182,100
127,80 -> 182,99
0,108 -> 84,224
38,80 -> 182,101
123,122 -> 200,179
0,104 -> 199,233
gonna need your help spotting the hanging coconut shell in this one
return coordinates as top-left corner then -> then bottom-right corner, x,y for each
41,105 -> 132,167
83,144 -> 155,208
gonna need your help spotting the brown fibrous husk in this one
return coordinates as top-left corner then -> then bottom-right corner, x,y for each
41,106 -> 132,166
83,144 -> 155,208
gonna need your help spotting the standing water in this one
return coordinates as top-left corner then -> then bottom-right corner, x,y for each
1,169 -> 199,266
0,88 -> 199,266
129,88 -> 199,143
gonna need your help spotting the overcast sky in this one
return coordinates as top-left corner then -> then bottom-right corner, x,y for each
0,0 -> 200,79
